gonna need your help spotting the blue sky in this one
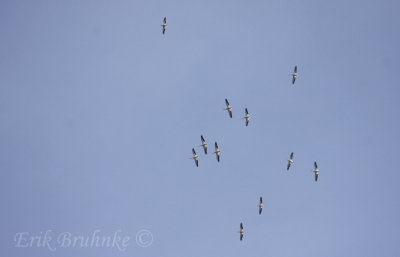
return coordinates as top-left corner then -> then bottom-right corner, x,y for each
1,0 -> 400,256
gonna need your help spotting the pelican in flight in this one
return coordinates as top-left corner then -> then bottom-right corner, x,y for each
239,223 -> 244,241
313,161 -> 319,181
224,99 -> 232,118
213,142 -> 220,162
287,152 -> 294,170
291,65 -> 298,84
258,197 -> 263,215
243,108 -> 250,126
161,17 -> 167,34
190,148 -> 198,167
199,135 -> 207,154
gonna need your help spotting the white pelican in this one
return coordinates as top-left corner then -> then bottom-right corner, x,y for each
313,161 -> 319,181
199,135 -> 207,154
239,223 -> 244,241
224,99 -> 232,118
161,17 -> 167,34
287,152 -> 294,170
190,148 -> 198,167
213,142 -> 220,162
291,65 -> 298,85
243,108 -> 250,126
259,197 -> 263,215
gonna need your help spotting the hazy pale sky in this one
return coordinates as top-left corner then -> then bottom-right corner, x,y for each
1,0 -> 400,256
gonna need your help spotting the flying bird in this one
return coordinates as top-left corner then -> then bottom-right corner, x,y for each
224,99 -> 232,118
199,135 -> 207,154
287,152 -> 294,170
313,161 -> 319,181
291,65 -> 298,84
239,223 -> 244,241
213,142 -> 220,162
243,108 -> 250,126
190,148 -> 199,167
259,197 -> 263,215
161,17 -> 167,34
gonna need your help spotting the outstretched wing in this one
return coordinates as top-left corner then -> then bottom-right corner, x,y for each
314,161 -> 318,169
315,173 -> 318,181
204,146 -> 207,155
217,154 -> 220,162
290,152 -> 294,159
225,98 -> 230,106
260,197 -> 262,204
245,119 -> 248,126
201,135 -> 205,143
292,76 -> 296,84
195,159 -> 198,167
294,65 -> 297,73
163,17 -> 167,24
287,161 -> 291,170
192,148 -> 196,155
228,109 -> 232,118
162,27 -> 165,34
240,223 -> 243,229
245,108 -> 248,115
215,142 -> 218,149
240,233 -> 243,241
259,205 -> 262,215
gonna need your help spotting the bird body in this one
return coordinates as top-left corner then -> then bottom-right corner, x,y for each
191,148 -> 199,167
224,99 -> 233,118
213,142 -> 220,162
291,65 -> 298,84
313,161 -> 319,181
161,17 -> 167,34
243,108 -> 250,126
239,223 -> 244,241
287,152 -> 294,170
199,135 -> 207,154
